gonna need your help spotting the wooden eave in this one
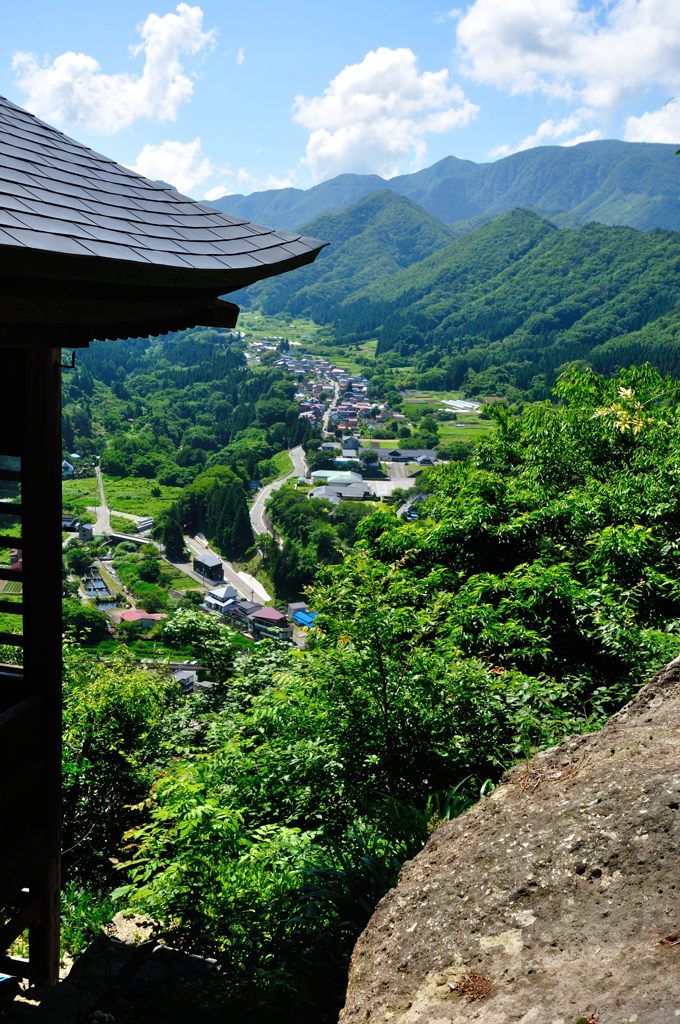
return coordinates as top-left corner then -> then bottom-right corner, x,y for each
0,94 -> 327,346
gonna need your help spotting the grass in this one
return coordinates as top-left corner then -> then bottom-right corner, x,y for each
102,476 -> 183,518
109,514 -> 138,533
239,311 -> 335,347
261,449 -> 293,484
401,389 -> 464,403
92,638 -> 194,660
0,610 -> 22,636
62,477 -> 100,508
159,563 -> 203,592
439,421 -> 495,443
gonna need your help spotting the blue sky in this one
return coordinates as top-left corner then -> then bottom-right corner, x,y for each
1,1 -> 678,199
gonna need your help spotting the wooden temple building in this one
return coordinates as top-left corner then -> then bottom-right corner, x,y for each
0,94 -> 325,985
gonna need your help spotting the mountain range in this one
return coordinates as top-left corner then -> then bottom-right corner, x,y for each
211,140 -> 680,233
222,139 -> 680,397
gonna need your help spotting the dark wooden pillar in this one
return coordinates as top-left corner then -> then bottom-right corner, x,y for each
23,346 -> 62,985
0,345 -> 62,985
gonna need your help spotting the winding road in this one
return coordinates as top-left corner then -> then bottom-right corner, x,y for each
249,445 -> 307,537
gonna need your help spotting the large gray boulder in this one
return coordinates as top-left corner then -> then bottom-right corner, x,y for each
340,658 -> 680,1023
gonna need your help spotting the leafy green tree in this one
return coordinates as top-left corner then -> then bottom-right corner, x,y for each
62,644 -> 172,882
64,543 -> 94,576
62,599 -> 109,643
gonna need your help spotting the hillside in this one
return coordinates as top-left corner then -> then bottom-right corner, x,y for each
240,191 -> 456,321
333,209 -> 680,392
246,207 -> 680,394
211,140 -> 680,232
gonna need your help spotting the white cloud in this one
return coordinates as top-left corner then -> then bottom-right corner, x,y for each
457,0 -> 680,111
624,97 -> 680,143
131,138 -> 218,196
236,47 -> 245,66
131,140 -> 296,200
490,108 -> 601,156
434,7 -> 463,24
293,47 -> 479,181
203,183 -> 232,201
12,3 -> 215,134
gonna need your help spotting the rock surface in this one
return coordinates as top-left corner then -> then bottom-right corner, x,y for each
340,658 -> 680,1024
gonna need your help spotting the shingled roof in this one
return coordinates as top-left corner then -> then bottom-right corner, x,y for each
0,95 -> 326,344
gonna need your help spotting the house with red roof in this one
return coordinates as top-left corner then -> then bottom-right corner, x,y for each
247,605 -> 293,641
118,609 -> 167,628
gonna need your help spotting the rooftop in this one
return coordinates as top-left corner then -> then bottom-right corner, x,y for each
194,551 -> 223,568
119,610 -> 166,623
0,95 -> 326,345
250,606 -> 287,623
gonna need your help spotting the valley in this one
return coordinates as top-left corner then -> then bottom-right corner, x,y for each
48,139 -> 680,1024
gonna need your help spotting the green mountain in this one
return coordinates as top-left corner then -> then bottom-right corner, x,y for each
211,141 -> 680,232
332,209 -> 680,392
240,190 -> 456,321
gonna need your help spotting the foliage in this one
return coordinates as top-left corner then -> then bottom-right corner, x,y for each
62,599 -> 110,643
161,608 -> 239,681
62,644 -> 174,883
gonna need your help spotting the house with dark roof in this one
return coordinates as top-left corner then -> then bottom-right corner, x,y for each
0,94 -> 325,983
193,550 -> 223,580
375,448 -> 438,463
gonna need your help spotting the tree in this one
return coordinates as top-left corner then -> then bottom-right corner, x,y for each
156,506 -> 186,560
62,644 -> 171,882
62,599 -> 109,643
65,543 -> 94,576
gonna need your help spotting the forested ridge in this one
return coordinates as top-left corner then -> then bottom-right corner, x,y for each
248,205 -> 680,396
211,139 -> 680,232
59,365 -> 680,1022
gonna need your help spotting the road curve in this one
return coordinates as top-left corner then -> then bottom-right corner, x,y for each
250,445 -> 307,537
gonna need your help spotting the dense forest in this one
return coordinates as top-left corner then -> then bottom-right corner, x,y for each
247,205 -> 680,396
62,365 -> 680,1022
56,140 -> 680,1019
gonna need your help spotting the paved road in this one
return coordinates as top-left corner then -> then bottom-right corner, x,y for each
92,464 -> 110,535
249,445 -> 307,537
322,382 -> 340,436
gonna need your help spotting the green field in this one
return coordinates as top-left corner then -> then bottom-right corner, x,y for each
62,477 -> 100,507
239,311 -> 335,347
103,476 -> 183,518
439,421 -> 495,443
401,389 -> 464,404
109,514 -> 138,534
159,563 -> 203,593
